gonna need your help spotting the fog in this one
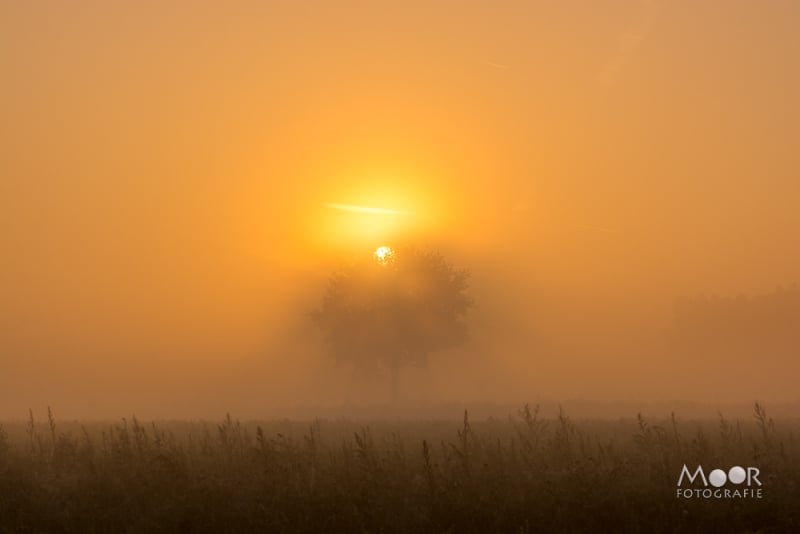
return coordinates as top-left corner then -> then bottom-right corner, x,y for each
1,1 -> 798,419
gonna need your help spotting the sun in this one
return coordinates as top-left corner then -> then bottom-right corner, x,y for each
374,246 -> 395,266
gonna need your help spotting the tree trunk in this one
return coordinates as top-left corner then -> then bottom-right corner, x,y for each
390,363 -> 399,404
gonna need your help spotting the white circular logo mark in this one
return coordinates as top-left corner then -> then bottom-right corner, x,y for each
709,469 -> 727,487
728,466 -> 746,484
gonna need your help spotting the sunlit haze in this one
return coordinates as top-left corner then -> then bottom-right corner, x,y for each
1,0 -> 798,419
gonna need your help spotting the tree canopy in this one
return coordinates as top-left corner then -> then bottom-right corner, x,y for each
313,247 -> 472,395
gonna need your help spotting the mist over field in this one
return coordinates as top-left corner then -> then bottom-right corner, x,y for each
2,2 -> 800,532
1,0 -> 799,420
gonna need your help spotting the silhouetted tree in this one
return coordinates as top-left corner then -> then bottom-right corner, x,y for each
313,247 -> 472,401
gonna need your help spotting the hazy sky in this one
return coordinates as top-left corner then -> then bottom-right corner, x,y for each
1,1 -> 798,418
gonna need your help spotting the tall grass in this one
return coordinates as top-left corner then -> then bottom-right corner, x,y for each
0,403 -> 797,532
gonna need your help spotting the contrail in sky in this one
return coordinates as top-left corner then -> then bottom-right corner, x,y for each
569,223 -> 617,233
596,0 -> 658,88
485,60 -> 510,70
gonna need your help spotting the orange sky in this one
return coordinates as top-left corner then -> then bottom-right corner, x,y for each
1,1 -> 798,418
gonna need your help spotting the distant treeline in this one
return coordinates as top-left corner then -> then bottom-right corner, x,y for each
671,286 -> 800,360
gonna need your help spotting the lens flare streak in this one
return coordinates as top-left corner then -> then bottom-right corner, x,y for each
325,203 -> 412,215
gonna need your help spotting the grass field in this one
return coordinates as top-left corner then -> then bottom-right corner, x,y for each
0,404 -> 797,533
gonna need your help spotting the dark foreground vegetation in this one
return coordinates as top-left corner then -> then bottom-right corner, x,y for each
0,404 -> 797,533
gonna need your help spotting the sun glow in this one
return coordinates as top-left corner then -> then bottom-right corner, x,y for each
310,180 -> 448,254
374,246 -> 395,265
